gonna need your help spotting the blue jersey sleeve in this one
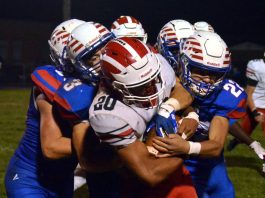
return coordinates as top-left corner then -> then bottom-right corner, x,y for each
197,79 -> 247,123
215,79 -> 247,120
54,78 -> 97,122
31,65 -> 65,102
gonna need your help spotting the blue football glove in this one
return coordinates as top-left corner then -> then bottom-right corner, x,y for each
155,103 -> 178,137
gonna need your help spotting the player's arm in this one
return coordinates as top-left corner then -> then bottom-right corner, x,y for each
245,84 -> 256,112
73,122 -> 122,173
169,78 -> 194,110
72,122 -> 90,167
117,139 -> 183,187
37,94 -> 72,159
198,116 -> 229,156
153,115 -> 229,157
229,121 -> 253,145
245,83 -> 264,122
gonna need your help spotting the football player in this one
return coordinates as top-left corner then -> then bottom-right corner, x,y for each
4,19 -> 85,197
87,37 -> 198,197
156,20 -> 265,169
227,54 -> 265,170
52,21 -> 121,198
152,31 -> 247,198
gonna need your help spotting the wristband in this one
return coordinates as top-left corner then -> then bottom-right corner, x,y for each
185,112 -> 199,123
158,103 -> 175,118
251,109 -> 263,118
164,98 -> 181,111
188,141 -> 201,155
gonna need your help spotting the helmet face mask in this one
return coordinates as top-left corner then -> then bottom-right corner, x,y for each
113,71 -> 164,108
101,37 -> 165,108
160,38 -> 180,70
179,31 -> 231,99
67,22 -> 115,83
180,55 -> 229,98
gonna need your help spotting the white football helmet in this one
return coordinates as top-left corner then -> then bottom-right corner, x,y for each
101,37 -> 164,108
48,19 -> 85,68
179,31 -> 231,99
194,21 -> 215,32
111,16 -> 148,43
67,21 -> 114,82
157,19 -> 195,71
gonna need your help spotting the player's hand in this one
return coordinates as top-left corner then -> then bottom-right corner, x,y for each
252,110 -> 264,123
152,134 -> 189,155
155,103 -> 178,137
178,117 -> 198,140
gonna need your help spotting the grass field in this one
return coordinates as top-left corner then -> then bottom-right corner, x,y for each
0,89 -> 265,197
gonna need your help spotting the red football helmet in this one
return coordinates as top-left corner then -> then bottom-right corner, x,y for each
101,37 -> 164,108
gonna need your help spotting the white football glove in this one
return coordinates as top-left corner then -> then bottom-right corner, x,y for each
249,141 -> 265,160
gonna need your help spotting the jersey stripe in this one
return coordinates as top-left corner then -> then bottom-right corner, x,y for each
31,70 -> 62,102
227,98 -> 247,119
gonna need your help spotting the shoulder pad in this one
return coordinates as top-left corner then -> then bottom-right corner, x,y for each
31,65 -> 65,102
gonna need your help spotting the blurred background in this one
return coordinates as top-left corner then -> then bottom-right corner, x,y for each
0,0 -> 265,88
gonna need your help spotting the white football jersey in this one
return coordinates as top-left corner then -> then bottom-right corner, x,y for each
89,54 -> 176,147
246,59 -> 265,108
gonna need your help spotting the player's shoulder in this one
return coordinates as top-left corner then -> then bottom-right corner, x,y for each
31,65 -> 64,79
31,65 -> 66,102
216,79 -> 247,107
247,59 -> 264,70
54,78 -> 97,121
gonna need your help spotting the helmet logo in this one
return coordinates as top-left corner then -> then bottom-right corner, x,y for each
88,35 -> 101,46
207,62 -> 220,66
141,68 -> 152,78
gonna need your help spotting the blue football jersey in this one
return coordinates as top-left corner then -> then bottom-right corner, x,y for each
53,78 -> 97,122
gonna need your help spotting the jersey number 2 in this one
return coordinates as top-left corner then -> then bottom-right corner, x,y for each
223,80 -> 244,98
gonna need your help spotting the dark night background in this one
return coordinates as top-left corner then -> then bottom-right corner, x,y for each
0,0 -> 265,86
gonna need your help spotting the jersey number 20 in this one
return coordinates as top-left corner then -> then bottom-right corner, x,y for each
94,96 -> 116,111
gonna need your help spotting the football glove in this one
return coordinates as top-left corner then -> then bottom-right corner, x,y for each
155,103 -> 178,137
